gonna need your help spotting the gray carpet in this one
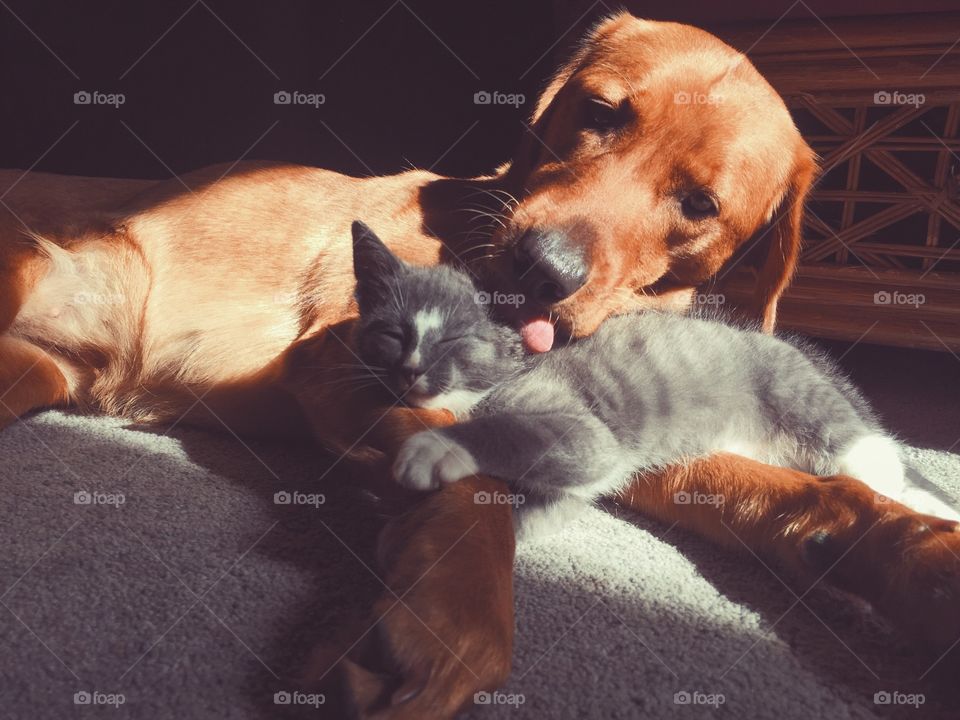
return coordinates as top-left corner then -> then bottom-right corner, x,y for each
1,341 -> 959,719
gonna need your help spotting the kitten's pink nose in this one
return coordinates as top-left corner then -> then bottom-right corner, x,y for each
400,367 -> 424,388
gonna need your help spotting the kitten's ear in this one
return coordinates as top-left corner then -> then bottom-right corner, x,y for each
352,221 -> 404,314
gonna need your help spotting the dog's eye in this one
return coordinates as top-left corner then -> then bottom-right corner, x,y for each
681,191 -> 719,219
582,98 -> 626,133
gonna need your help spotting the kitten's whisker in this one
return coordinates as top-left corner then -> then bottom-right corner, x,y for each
299,367 -> 387,376
322,363 -> 387,371
464,223 -> 501,240
456,203 -> 507,217
565,318 -> 577,348
299,367 -> 387,379
461,244 -> 507,263
389,274 -> 405,315
466,187 -> 521,212
321,376 -> 388,388
464,189 -> 508,211
457,206 -> 507,231
461,244 -> 506,259
464,250 -> 507,265
459,201 -> 508,214
318,370 -> 390,383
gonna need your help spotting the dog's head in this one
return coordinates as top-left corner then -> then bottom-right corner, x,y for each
476,13 -> 815,348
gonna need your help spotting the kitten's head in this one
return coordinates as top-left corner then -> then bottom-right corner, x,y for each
351,221 -> 522,415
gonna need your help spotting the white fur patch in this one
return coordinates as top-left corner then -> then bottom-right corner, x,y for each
899,487 -> 960,522
837,434 -> 905,499
714,432 -> 811,469
407,307 -> 443,368
414,307 -> 444,336
717,439 -> 766,463
420,387 -> 490,418
393,431 -> 478,491
514,497 -> 589,543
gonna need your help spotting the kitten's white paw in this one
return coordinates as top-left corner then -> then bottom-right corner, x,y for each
393,431 -> 478,491
514,496 -> 589,543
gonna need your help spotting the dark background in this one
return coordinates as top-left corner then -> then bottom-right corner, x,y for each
1,0 -> 558,179
3,0 -> 956,181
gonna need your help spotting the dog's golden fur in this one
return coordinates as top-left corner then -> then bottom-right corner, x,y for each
0,17 -> 812,428
1,14 -> 957,719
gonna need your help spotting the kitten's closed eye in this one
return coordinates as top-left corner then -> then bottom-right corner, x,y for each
359,322 -> 406,364
370,323 -> 403,339
371,327 -> 404,345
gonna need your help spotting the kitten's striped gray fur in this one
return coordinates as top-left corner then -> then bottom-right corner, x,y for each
350,221 -> 959,539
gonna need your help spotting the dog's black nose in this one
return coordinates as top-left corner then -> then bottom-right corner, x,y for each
514,228 -> 589,304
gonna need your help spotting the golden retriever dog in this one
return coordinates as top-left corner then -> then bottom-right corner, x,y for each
1,13 -> 957,719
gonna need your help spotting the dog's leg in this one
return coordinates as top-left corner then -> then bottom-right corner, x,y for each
364,474 -> 515,719
303,404 -> 514,720
357,412 -> 515,720
0,236 -> 71,428
307,478 -> 516,720
0,335 -> 71,429
616,453 -> 960,649
366,406 -> 456,459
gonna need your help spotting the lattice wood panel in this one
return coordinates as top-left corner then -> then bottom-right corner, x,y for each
717,10 -> 960,351
796,100 -> 960,275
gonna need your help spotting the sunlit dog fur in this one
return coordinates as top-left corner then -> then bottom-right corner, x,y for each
3,13 -> 957,720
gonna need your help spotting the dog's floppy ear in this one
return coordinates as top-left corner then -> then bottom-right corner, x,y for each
528,11 -> 636,125
506,56 -> 584,181
528,41 -> 590,129
507,14 -> 628,179
352,220 -> 404,315
750,144 -> 816,333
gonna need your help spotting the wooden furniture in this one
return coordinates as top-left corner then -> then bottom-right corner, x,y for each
717,12 -> 960,352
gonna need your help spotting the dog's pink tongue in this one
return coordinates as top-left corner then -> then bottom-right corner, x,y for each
520,318 -> 555,353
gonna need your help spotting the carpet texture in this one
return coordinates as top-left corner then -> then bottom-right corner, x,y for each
1,342 -> 958,719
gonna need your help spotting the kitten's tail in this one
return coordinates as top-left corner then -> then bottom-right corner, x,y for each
836,433 -> 905,499
901,462 -> 960,522
838,433 -> 960,521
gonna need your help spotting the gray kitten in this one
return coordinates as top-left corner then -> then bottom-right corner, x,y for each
350,222 -> 957,539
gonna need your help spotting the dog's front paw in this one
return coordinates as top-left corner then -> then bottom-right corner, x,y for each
393,431 -> 478,491
874,516 -> 960,649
